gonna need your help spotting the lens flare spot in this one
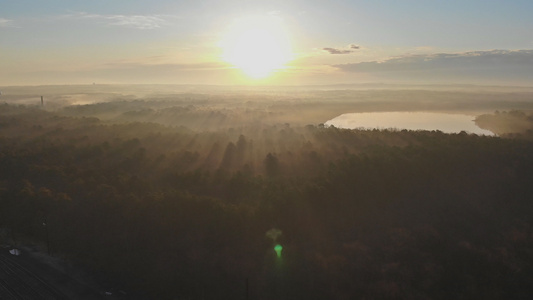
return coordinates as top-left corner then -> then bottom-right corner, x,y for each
274,244 -> 283,258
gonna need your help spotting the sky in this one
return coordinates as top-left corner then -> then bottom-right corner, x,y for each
1,0 -> 533,86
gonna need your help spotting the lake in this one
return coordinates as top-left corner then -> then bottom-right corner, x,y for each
325,112 -> 495,135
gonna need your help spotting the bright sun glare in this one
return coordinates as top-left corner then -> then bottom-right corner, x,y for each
221,15 -> 292,79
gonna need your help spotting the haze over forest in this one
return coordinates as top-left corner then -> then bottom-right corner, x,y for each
2,0 -> 533,299
1,83 -> 533,299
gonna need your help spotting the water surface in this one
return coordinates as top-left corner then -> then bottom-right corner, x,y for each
325,112 -> 494,135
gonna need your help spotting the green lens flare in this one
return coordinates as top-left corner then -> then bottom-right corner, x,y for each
274,244 -> 283,258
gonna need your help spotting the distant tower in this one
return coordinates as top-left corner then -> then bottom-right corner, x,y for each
41,96 -> 43,107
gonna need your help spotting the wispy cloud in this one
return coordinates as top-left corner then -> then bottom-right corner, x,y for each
334,50 -> 533,72
105,15 -> 166,29
323,44 -> 360,54
0,18 -> 14,27
74,12 -> 168,29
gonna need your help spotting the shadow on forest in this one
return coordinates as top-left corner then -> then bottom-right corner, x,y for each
1,86 -> 533,299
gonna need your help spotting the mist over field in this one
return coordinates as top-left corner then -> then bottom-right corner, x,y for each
1,84 -> 533,299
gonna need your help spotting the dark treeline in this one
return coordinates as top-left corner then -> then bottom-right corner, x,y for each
476,110 -> 533,138
1,104 -> 533,299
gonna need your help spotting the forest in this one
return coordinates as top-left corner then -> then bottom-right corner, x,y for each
1,85 -> 533,299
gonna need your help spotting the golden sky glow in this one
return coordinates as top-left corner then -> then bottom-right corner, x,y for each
1,1 -> 533,85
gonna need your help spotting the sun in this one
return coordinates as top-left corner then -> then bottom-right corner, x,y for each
220,15 -> 292,79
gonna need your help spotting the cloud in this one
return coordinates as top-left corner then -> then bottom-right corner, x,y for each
334,50 -> 533,73
105,15 -> 166,29
323,44 -> 361,54
0,18 -> 14,27
332,49 -> 533,84
323,47 -> 353,54
75,12 -> 168,29
4,13 -> 169,30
